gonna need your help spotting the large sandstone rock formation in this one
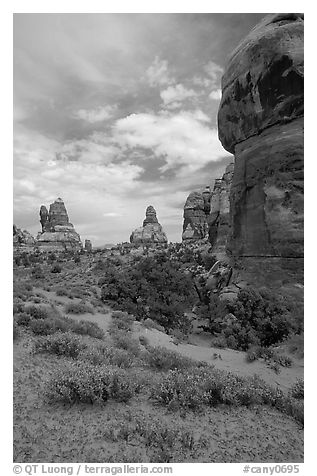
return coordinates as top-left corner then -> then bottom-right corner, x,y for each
13,225 -> 35,247
130,206 -> 168,246
217,13 -> 304,292
84,239 -> 93,253
36,198 -> 82,251
208,163 -> 234,259
182,190 -> 210,241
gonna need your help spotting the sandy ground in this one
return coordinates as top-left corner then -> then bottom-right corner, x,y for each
13,339 -> 304,463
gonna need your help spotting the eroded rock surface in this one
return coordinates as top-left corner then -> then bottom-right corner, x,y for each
217,13 -> 304,295
208,163 -> 234,259
130,206 -> 168,246
182,191 -> 210,241
36,198 -> 82,251
13,225 -> 35,247
85,239 -> 93,253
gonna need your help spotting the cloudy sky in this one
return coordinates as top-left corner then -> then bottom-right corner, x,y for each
14,13 -> 265,245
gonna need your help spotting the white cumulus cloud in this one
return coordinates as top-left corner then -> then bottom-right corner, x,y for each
113,110 -> 230,175
160,84 -> 198,108
73,105 -> 117,123
145,56 -> 175,87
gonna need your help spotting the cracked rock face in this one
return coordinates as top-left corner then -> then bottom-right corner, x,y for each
13,225 -> 35,247
130,206 -> 168,245
208,163 -> 234,259
85,239 -> 93,252
37,198 -> 82,251
218,13 -> 304,261
182,191 -> 210,241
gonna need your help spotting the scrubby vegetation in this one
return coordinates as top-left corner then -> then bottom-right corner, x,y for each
45,362 -> 139,403
13,246 -> 304,463
202,287 -> 302,351
99,253 -> 196,332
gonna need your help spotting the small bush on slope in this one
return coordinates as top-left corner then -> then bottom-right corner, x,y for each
289,379 -> 304,400
33,332 -> 86,358
24,305 -> 52,320
64,301 -> 94,315
151,367 -> 304,424
78,344 -> 134,369
45,362 -> 138,403
143,346 -> 199,371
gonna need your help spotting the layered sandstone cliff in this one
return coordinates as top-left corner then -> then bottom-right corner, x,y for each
36,198 -> 82,251
130,206 -> 168,246
217,13 -> 304,293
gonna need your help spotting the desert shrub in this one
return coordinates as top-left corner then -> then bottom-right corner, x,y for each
104,347 -> 134,368
31,265 -> 45,279
212,336 -> 228,349
286,334 -> 304,358
13,283 -> 33,301
45,362 -> 137,403
246,345 -> 293,368
55,287 -> 70,297
24,305 -> 51,320
70,320 -> 104,339
202,287 -> 301,351
13,302 -> 24,315
15,312 -> 31,327
142,318 -> 165,332
100,255 -> 196,332
111,331 -> 141,356
144,346 -> 196,371
289,379 -> 304,400
64,301 -> 94,315
33,331 -> 86,358
225,287 -> 300,349
110,311 -> 134,332
151,367 -> 304,423
51,264 -> 62,273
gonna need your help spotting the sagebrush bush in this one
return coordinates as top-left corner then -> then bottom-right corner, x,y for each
289,379 -> 304,400
33,332 -> 86,358
70,320 -> 104,339
45,362 -> 137,403
15,312 -> 31,327
64,301 -> 94,315
24,305 -> 51,320
151,367 -> 304,423
144,346 -> 196,371
111,331 -> 140,356
78,344 -> 134,368
110,311 -> 134,332
51,264 -> 62,273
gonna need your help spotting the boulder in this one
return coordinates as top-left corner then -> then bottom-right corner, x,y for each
130,206 -> 168,246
